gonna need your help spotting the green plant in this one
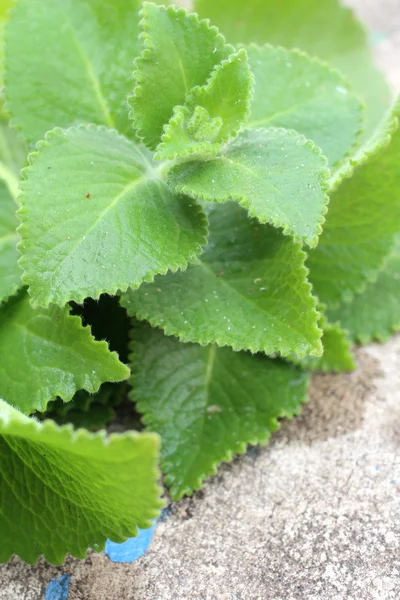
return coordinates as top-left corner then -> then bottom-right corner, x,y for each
0,0 -> 398,564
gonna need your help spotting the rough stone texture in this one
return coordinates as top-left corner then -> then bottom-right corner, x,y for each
1,1 -> 400,599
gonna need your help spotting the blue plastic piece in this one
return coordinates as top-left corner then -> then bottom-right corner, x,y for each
45,575 -> 70,600
105,524 -> 157,563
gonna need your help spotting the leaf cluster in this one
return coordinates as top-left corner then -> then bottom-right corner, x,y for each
0,0 -> 398,564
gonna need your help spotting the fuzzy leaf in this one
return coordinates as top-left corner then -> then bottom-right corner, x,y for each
131,323 -> 310,500
155,49 -> 254,160
245,44 -> 364,167
130,2 -> 233,150
168,128 -> 329,247
291,317 -> 355,373
327,239 -> 400,344
0,290 -> 130,414
5,0 -> 141,143
122,204 -> 322,358
194,0 -> 390,139
308,98 -> 400,308
18,126 -> 207,307
0,179 -> 20,303
0,399 -> 162,564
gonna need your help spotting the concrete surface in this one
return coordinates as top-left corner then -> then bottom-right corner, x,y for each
1,1 -> 400,598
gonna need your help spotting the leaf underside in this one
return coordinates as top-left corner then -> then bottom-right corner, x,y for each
0,400 -> 162,565
18,125 -> 208,307
131,323 -> 310,500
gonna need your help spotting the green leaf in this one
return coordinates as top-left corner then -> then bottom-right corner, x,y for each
130,2 -> 233,150
0,119 -> 28,303
71,294 -> 132,364
0,289 -> 130,414
327,239 -> 400,344
0,399 -> 162,564
291,316 -> 355,373
0,0 -> 13,94
122,203 -> 322,358
0,179 -> 20,303
18,125 -> 207,307
168,127 -> 329,247
0,117 -> 27,199
155,48 -> 254,160
308,98 -> 400,308
38,383 -> 126,431
194,0 -> 390,139
5,0 -> 141,143
131,323 -> 310,500
245,44 -> 364,167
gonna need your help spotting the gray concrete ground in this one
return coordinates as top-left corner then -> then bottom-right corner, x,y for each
1,1 -> 400,598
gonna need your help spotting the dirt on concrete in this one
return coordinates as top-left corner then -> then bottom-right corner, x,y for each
2,339 -> 399,600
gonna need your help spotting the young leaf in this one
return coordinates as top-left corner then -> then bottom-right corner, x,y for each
0,399 -> 162,564
194,0 -> 390,139
130,2 -> 233,150
122,203 -> 322,358
155,49 -> 254,160
168,128 -> 329,247
0,180 -> 21,303
326,239 -> 400,344
245,44 -> 364,167
290,317 -> 355,373
18,125 -> 207,307
308,98 -> 400,308
5,0 -> 142,143
0,290 -> 130,414
131,323 -> 310,500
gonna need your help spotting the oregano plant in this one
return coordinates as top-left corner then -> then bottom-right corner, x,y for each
0,0 -> 398,564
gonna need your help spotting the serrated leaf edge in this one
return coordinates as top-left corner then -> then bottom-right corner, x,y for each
0,289 -> 130,414
16,123 -> 209,308
169,126 -> 331,248
289,317 -> 356,373
0,400 -> 163,564
0,277 -> 22,308
121,243 -> 323,359
242,42 -> 366,169
313,96 -> 400,308
128,1 -> 234,150
155,47 -> 255,161
329,95 -> 400,192
128,330 -> 311,500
